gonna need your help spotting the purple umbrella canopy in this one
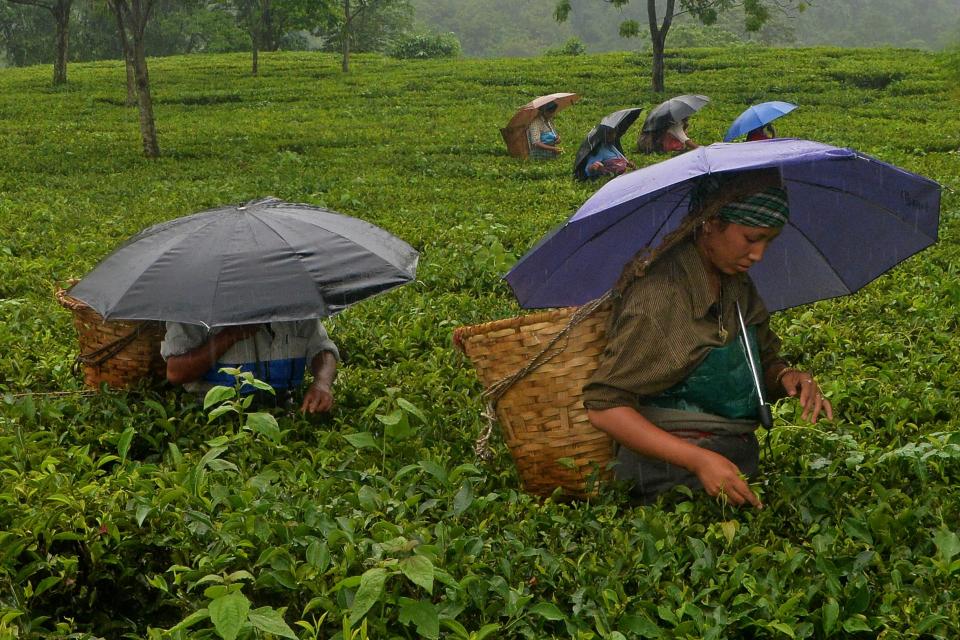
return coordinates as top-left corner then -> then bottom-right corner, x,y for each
506,138 -> 941,312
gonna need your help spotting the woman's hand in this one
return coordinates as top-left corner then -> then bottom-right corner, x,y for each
690,448 -> 762,509
780,369 -> 833,424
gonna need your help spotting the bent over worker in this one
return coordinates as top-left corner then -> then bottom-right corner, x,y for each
161,320 -> 339,414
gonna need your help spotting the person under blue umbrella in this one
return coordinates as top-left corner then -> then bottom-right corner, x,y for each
724,101 -> 797,142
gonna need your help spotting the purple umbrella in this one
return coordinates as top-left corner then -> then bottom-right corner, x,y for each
506,138 -> 940,312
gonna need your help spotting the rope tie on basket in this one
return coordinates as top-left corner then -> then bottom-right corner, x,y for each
474,292 -> 612,461
72,324 -> 155,374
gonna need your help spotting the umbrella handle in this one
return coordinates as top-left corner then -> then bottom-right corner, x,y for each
758,403 -> 773,430
736,300 -> 773,430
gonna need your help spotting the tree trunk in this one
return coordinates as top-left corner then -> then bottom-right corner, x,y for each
9,0 -> 73,85
251,42 -> 259,76
647,0 -> 674,94
112,0 -> 160,157
124,55 -> 137,105
52,1 -> 70,85
132,35 -> 159,158
651,34 -> 665,93
111,4 -> 136,105
341,0 -> 350,73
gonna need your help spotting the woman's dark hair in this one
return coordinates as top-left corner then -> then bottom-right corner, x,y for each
613,168 -> 783,293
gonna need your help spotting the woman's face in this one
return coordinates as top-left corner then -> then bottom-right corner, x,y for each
699,220 -> 781,275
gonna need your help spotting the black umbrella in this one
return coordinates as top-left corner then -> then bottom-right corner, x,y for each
573,107 -> 644,180
68,197 -> 419,327
598,107 -> 644,136
641,94 -> 710,133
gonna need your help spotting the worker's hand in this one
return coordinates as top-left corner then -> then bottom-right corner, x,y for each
781,370 -> 833,424
690,449 -> 762,509
589,161 -> 604,173
301,382 -> 334,414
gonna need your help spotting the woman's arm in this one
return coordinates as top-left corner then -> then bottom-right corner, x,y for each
588,406 -> 762,508
166,325 -> 258,385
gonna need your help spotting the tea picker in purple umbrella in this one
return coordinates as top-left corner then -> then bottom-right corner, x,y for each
581,170 -> 832,508
504,139 -> 940,507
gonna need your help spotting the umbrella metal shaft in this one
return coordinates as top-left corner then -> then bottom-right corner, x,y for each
735,300 -> 773,429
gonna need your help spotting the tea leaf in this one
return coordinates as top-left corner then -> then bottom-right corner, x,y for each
398,598 -> 440,639
248,606 -> 297,639
208,592 -> 250,640
203,386 -> 236,410
399,555 -> 434,593
349,567 -> 388,625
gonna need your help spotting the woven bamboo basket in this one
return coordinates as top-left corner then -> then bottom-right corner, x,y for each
56,286 -> 166,389
454,304 -> 615,497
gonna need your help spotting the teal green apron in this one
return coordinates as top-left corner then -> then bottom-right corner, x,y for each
646,325 -> 763,420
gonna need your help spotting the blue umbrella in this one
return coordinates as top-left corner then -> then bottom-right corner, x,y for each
724,101 -> 798,142
505,139 -> 940,312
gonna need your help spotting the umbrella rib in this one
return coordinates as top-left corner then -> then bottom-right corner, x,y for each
787,176 -> 937,237
246,210 -> 328,308
81,215 -> 227,323
535,185 -> 690,296
247,208 -> 416,315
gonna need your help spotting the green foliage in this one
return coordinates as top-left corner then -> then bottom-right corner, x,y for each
203,369 -> 282,442
544,36 -> 586,57
665,24 -> 742,48
319,0 -> 414,54
945,44 -> 960,86
0,46 -> 959,639
388,31 -> 461,59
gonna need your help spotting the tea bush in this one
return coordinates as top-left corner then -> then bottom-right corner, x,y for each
0,46 -> 958,638
388,32 -> 462,60
544,37 -> 587,57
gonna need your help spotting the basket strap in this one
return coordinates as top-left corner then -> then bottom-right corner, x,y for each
474,292 -> 612,460
74,323 -> 159,371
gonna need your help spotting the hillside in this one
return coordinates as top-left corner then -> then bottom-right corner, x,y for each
1,47 -> 959,638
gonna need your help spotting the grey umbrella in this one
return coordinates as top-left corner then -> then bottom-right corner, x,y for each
68,197 -> 419,327
573,107 -> 644,180
641,94 -> 710,133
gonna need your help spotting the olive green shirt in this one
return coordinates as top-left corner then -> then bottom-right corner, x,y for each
582,239 -> 788,411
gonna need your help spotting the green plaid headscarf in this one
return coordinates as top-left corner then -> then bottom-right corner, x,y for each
717,186 -> 790,228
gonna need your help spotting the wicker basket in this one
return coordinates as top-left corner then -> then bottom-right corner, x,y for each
56,286 -> 166,389
454,304 -> 615,497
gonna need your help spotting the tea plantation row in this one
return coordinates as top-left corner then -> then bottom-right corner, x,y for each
0,47 -> 958,638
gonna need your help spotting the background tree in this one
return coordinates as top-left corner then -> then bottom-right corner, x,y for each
224,0 -> 335,75
333,0 -> 412,72
0,3 -> 50,66
555,0 -> 806,92
107,0 -> 159,157
5,0 -> 73,84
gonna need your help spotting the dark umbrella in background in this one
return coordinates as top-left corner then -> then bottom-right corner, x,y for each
724,101 -> 798,142
641,94 -> 710,133
506,138 -> 941,312
501,92 -> 580,158
573,107 -> 644,180
68,197 -> 419,327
